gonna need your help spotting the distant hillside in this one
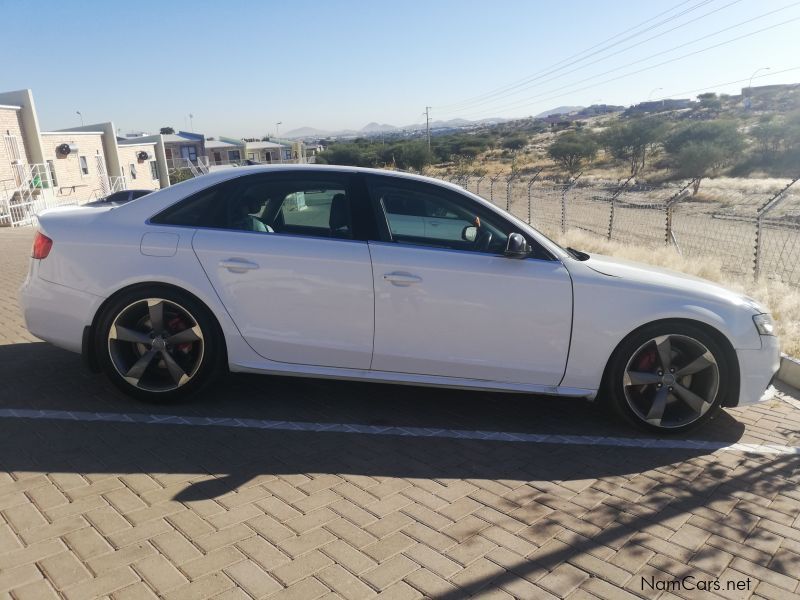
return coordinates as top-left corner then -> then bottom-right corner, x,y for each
282,126 -> 334,138
284,117 -> 510,139
361,122 -> 398,133
534,105 -> 584,118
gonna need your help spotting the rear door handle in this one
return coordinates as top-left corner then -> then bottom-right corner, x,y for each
220,258 -> 259,273
384,271 -> 422,286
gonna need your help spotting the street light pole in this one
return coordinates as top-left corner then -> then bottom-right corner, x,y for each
748,67 -> 770,90
646,87 -> 663,101
745,67 -> 770,110
189,113 -> 194,132
76,111 -> 84,126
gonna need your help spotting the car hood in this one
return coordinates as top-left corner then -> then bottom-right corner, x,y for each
581,253 -> 764,312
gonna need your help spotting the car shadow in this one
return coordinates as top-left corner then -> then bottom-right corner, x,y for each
0,342 -> 749,501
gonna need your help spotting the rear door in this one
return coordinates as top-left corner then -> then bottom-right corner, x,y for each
155,172 -> 376,369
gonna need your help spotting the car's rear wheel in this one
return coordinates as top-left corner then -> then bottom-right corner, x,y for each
606,322 -> 731,433
96,287 -> 223,402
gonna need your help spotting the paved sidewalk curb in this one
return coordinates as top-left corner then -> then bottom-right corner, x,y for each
779,354 -> 800,390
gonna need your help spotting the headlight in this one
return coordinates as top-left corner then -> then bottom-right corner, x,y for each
753,313 -> 775,336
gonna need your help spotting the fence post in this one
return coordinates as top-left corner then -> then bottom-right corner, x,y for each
561,172 -> 582,234
489,174 -> 502,205
754,215 -> 763,281
526,169 -> 543,225
663,180 -> 695,249
475,175 -> 486,197
605,175 -> 635,240
505,174 -> 516,212
753,175 -> 800,280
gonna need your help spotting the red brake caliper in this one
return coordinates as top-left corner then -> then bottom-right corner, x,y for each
167,316 -> 193,354
635,349 -> 657,379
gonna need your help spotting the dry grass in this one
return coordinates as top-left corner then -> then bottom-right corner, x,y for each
555,229 -> 800,357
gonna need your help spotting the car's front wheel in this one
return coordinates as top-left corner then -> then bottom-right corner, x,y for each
606,322 -> 732,433
96,286 -> 223,402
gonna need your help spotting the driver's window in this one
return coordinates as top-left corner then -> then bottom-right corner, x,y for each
370,178 -> 510,254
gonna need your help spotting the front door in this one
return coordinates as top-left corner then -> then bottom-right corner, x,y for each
189,173 -> 375,369
366,175 -> 573,386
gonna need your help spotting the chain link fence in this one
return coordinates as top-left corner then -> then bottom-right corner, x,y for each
444,173 -> 800,287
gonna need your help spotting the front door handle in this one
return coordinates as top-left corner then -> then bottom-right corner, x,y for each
220,258 -> 259,273
384,271 -> 422,286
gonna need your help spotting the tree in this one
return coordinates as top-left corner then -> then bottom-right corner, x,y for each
501,135 -> 528,151
664,121 -> 743,194
547,132 -> 597,173
752,116 -> 785,155
382,142 -> 432,171
601,118 -> 665,176
697,92 -> 722,111
159,127 -> 175,135
315,145 -> 374,167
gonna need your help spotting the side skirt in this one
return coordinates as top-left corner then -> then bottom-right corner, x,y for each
229,360 -> 595,398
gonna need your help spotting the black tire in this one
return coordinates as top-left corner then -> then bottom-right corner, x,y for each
95,285 -> 225,403
605,321 -> 733,434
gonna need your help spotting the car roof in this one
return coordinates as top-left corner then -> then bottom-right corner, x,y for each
171,164 -> 449,188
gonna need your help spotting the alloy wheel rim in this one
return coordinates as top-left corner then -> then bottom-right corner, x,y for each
623,334 -> 719,429
107,298 -> 204,392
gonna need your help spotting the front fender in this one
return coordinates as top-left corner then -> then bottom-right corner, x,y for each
560,266 -> 761,391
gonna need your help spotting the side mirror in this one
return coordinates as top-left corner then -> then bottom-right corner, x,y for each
504,233 -> 528,258
462,225 -> 478,242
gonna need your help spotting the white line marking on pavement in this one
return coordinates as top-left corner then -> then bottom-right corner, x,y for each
0,408 -> 797,455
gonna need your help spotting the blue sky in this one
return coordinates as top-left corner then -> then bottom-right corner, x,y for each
2,0 -> 798,136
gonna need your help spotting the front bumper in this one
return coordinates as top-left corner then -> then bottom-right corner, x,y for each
19,262 -> 102,355
734,334 -> 781,406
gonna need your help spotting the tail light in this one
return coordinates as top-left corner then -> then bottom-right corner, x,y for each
32,231 -> 53,259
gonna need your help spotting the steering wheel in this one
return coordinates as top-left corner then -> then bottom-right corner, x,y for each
474,229 -> 493,252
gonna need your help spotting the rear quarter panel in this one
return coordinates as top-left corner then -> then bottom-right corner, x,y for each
36,205 -> 261,367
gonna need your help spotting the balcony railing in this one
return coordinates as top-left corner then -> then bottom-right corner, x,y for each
0,163 -> 71,227
166,156 -> 210,170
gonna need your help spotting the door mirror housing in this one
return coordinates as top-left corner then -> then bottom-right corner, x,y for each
461,225 -> 478,242
504,233 -> 528,258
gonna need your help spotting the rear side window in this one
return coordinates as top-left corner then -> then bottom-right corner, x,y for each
105,191 -> 128,203
150,173 -> 376,240
150,184 -> 229,227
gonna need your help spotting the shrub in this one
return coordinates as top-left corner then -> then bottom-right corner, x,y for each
547,132 -> 598,174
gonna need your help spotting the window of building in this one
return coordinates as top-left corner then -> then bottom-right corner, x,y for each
129,163 -> 137,180
228,150 -> 241,162
46,160 -> 58,188
180,145 -> 197,161
79,156 -> 89,176
247,152 -> 255,160
3,134 -> 22,161
150,161 -> 158,180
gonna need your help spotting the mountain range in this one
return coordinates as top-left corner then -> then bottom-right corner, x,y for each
283,106 -> 585,139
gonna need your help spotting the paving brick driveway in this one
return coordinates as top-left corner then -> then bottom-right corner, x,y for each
0,227 -> 799,600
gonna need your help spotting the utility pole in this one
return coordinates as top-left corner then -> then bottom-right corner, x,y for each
425,106 -> 431,152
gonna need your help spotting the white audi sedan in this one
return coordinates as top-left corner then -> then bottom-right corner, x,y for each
20,165 -> 779,432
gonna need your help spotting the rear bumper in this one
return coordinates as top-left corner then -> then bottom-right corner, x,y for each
735,335 -> 781,407
19,264 -> 103,355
